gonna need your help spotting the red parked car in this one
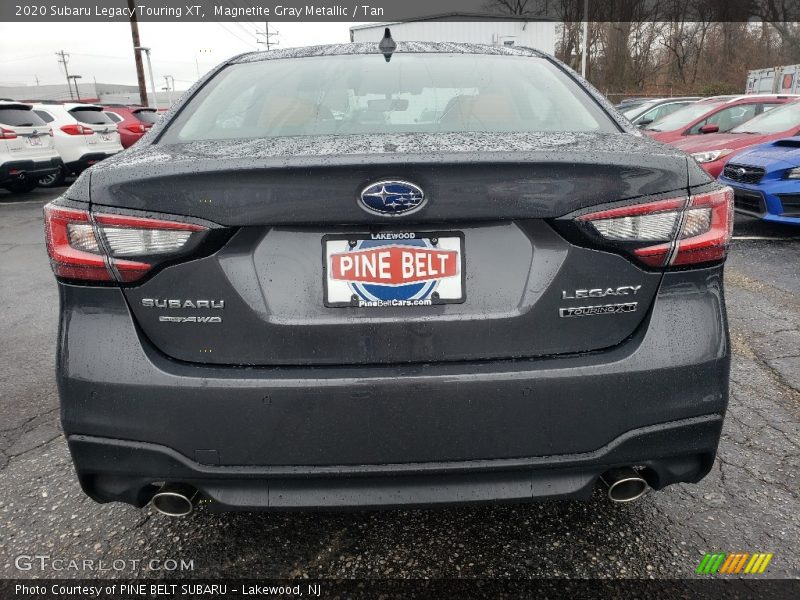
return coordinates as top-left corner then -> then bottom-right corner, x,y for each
102,105 -> 160,148
643,95 -> 797,144
673,100 -> 800,176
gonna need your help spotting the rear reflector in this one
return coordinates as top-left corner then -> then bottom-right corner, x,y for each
44,204 -> 207,283
577,187 -> 734,268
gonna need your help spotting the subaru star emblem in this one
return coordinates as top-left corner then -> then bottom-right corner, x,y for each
736,167 -> 747,177
359,180 -> 426,216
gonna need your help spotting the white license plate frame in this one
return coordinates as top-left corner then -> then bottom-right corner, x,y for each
322,231 -> 466,308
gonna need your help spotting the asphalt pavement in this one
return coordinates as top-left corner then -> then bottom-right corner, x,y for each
0,187 -> 798,580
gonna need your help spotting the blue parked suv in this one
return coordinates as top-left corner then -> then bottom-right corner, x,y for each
720,137 -> 800,225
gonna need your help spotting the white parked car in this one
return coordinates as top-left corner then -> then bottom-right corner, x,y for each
31,102 -> 123,187
0,101 -> 62,194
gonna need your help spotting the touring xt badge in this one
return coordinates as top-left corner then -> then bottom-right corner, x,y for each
560,302 -> 638,318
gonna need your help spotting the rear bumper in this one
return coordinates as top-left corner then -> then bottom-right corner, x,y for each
69,415 -> 722,509
0,157 -> 63,184
119,131 -> 144,148
64,152 -> 116,174
57,267 -> 730,509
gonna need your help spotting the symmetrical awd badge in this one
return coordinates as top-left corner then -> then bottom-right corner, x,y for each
359,180 -> 425,216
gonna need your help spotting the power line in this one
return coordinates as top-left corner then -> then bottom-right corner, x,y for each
70,52 -> 201,66
215,21 -> 254,48
0,54 -> 52,64
227,0 -> 260,33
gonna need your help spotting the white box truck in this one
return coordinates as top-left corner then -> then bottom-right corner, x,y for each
746,64 -> 800,94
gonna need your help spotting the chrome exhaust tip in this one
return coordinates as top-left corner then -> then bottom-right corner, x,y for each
151,483 -> 199,517
600,467 -> 649,503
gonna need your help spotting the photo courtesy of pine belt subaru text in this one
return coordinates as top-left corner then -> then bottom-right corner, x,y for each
44,39 -> 733,515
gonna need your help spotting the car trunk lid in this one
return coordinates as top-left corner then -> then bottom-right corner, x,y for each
88,132 -> 690,366
0,104 -> 55,157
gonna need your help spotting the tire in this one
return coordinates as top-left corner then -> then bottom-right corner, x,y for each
3,179 -> 38,194
39,167 -> 66,188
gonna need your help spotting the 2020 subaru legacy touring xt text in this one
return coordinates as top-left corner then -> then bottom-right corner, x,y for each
45,42 -> 732,516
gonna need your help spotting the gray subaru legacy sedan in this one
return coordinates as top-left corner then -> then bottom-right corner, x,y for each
45,41 -> 732,516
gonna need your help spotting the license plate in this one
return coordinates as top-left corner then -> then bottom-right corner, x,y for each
323,232 -> 465,308
100,133 -> 112,142
27,135 -> 42,146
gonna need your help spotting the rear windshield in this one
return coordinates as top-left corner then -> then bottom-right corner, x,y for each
731,101 -> 800,134
134,109 -> 159,124
70,109 -> 115,125
0,107 -> 46,127
644,101 -> 725,131
161,53 -> 617,142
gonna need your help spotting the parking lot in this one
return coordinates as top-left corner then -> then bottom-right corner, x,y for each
0,187 -> 798,580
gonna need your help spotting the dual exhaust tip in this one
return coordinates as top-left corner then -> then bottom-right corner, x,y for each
149,468 -> 648,515
600,467 -> 649,503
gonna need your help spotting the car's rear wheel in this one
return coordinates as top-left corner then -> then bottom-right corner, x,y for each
39,167 -> 66,188
3,179 -> 38,194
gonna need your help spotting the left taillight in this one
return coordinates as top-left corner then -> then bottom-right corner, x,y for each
570,186 -> 734,268
44,204 -> 208,283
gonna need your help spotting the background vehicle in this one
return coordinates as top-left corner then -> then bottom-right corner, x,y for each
674,100 -> 800,177
614,97 -> 648,112
0,100 -> 62,193
46,43 -> 732,513
103,105 -> 160,148
643,95 -> 795,143
620,96 -> 700,127
719,136 -> 800,225
746,64 -> 800,94
31,102 -> 123,187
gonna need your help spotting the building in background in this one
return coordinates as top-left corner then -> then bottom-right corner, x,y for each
350,15 -> 557,55
0,82 -> 178,108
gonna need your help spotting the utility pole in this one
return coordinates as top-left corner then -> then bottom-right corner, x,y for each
257,22 -> 278,50
68,75 -> 82,101
163,75 -> 173,106
135,47 -> 157,108
581,0 -> 589,79
55,50 -> 74,100
128,0 -> 148,106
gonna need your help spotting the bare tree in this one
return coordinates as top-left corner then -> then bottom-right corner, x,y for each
661,0 -> 715,86
759,0 -> 800,61
483,0 -> 543,16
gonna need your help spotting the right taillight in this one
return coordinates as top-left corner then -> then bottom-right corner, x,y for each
60,124 -> 93,136
670,189 -> 735,265
573,187 -> 734,268
44,204 -> 212,283
124,123 -> 146,134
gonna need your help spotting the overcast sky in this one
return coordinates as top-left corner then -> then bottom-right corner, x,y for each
0,22 -> 366,90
